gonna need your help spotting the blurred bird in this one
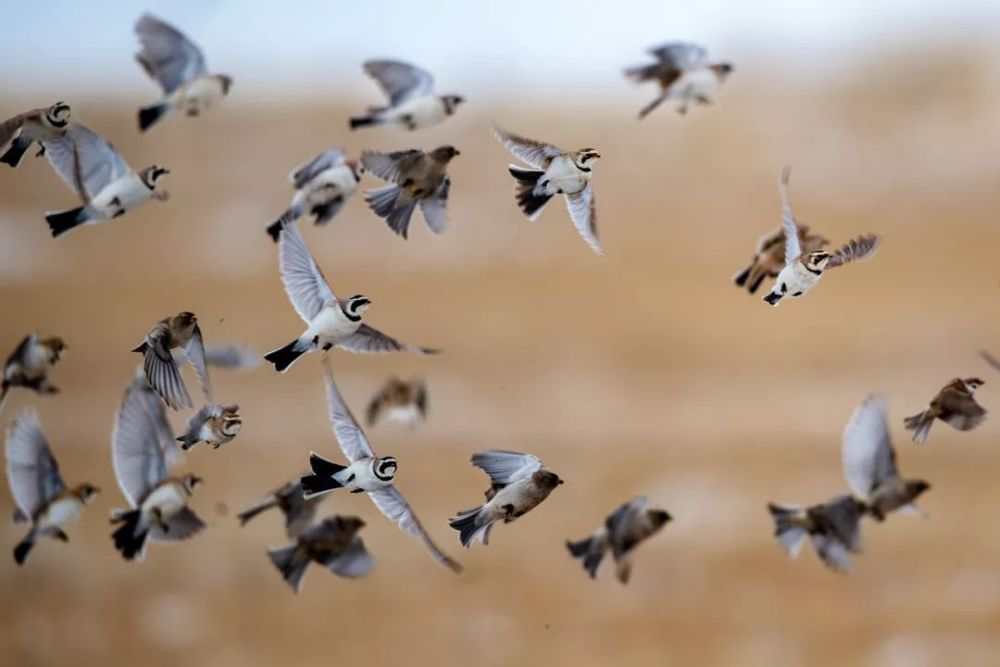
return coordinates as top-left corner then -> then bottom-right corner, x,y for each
733,223 -> 828,295
762,168 -> 880,306
349,60 -> 463,131
0,102 -> 71,168
767,494 -> 865,573
264,218 -> 438,372
625,42 -> 733,118
134,13 -> 233,132
361,146 -> 459,239
0,333 -> 67,415
981,350 -> 1000,372
201,344 -> 260,370
266,149 -> 365,241
366,376 -> 427,428
175,404 -> 241,450
40,123 -> 169,237
126,365 -> 183,466
237,479 -> 325,539
904,378 -> 987,444
494,126 -> 603,256
110,383 -> 206,561
267,515 -> 374,592
449,450 -> 563,548
132,312 -> 211,411
6,411 -> 99,565
566,497 -> 671,584
299,358 -> 461,573
843,395 -> 931,519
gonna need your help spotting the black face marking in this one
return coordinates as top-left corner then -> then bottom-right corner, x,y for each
805,266 -> 823,276
576,166 -> 591,173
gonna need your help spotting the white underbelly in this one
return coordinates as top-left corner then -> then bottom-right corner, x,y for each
385,404 -> 421,425
305,307 -> 360,343
304,167 -> 357,205
39,497 -> 83,529
776,264 -> 822,297
90,176 -> 150,217
670,68 -> 719,98
388,95 -> 446,128
543,158 -> 587,195
174,77 -> 226,113
336,459 -> 393,492
142,484 -> 187,518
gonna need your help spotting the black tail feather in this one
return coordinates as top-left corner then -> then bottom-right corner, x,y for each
0,136 -> 32,168
449,508 -> 489,548
300,453 -> 346,497
509,167 -> 551,219
13,536 -> 34,565
264,339 -> 306,373
236,500 -> 277,526
45,207 -> 88,238
349,116 -> 377,130
733,266 -> 751,287
111,509 -> 148,561
138,102 -> 171,132
268,544 -> 310,592
566,537 -> 604,578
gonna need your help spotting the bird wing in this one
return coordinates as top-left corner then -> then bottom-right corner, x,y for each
277,217 -> 337,323
5,332 -> 36,369
180,325 -> 212,401
980,350 -> 1000,372
778,167 -> 801,265
5,410 -> 66,519
605,496 -> 646,559
289,149 -> 346,188
417,176 -> 450,234
647,42 -> 709,69
134,13 -> 207,94
565,185 -> 603,256
0,111 -> 28,154
319,536 -> 376,578
820,494 -> 863,552
182,403 -> 221,439
842,394 -> 898,498
142,326 -> 192,411
938,386 -> 988,426
149,506 -> 206,542
360,149 -> 424,185
44,123 -> 131,202
470,450 -> 543,486
823,234 -> 881,270
322,357 -> 375,462
493,126 -> 562,170
201,344 -> 260,369
362,59 -> 434,107
336,324 -> 439,356
113,379 -> 169,507
369,486 -> 462,573
129,369 -> 182,466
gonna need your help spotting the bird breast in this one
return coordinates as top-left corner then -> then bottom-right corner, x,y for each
307,306 -> 360,341
38,496 -> 84,529
543,157 -> 589,195
142,482 -> 188,518
91,174 -> 153,213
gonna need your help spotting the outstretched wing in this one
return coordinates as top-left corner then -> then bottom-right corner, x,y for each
113,379 -> 169,507
5,410 -> 66,519
44,123 -> 131,202
360,149 -> 424,185
842,394 -> 898,498
493,126 -> 562,170
180,325 -> 212,401
201,344 -> 260,369
135,13 -> 207,94
289,149 -> 346,188
337,324 -> 440,356
470,450 -> 542,486
321,357 -> 375,462
647,42 -> 709,69
363,60 -> 434,107
824,234 -> 880,270
779,167 -> 801,265
277,217 -> 337,323
565,185 -> 603,256
369,486 -> 462,573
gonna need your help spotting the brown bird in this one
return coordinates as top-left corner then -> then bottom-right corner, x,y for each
132,312 -> 211,411
904,378 -> 987,444
366,376 -> 427,427
361,146 -> 460,238
624,42 -> 733,118
267,515 -> 374,592
0,102 -> 71,167
175,404 -> 242,450
767,494 -> 865,573
237,479 -> 326,539
733,222 -> 828,294
566,497 -> 671,584
1,333 -> 67,415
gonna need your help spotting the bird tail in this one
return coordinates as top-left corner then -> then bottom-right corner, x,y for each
111,508 -> 148,561
176,433 -> 199,451
300,452 -> 346,499
0,136 -> 32,168
236,497 -> 278,526
349,115 -> 378,130
449,507 -> 493,548
904,410 -> 935,444
13,529 -> 36,566
268,544 -> 310,592
138,102 -> 171,133
509,166 -> 551,221
637,93 -> 670,120
45,206 -> 90,238
733,266 -> 751,288
767,503 -> 809,559
762,289 -> 783,307
264,338 -> 310,373
266,205 -> 303,242
624,63 -> 660,82
565,536 -> 605,579
365,185 -> 416,238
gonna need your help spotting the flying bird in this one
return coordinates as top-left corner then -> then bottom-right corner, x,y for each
904,378 -> 987,444
767,494 -> 865,573
237,479 -> 326,539
6,411 -> 99,565
494,126 -> 603,256
268,515 -> 374,592
40,123 -> 169,237
350,60 -> 463,131
625,42 -> 733,118
264,218 -> 438,372
449,450 -> 563,548
299,358 -> 462,573
266,149 -> 365,241
110,382 -> 206,561
1,333 -> 67,415
361,146 -> 459,239
132,312 -> 212,411
0,102 -> 71,168
366,376 -> 427,428
733,222 -> 828,295
175,404 -> 241,450
566,497 -> 671,583
762,168 -> 880,306
134,13 -> 233,132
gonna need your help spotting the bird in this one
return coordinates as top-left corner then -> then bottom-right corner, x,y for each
237,479 -> 326,539
361,146 -> 460,239
449,450 -> 563,548
733,223 -> 828,295
349,59 -> 463,131
767,494 -> 865,573
843,395 -> 931,520
625,42 -> 733,118
175,404 -> 241,450
0,102 -> 71,168
904,378 -> 987,444
6,410 -> 99,565
565,497 -> 671,584
132,312 -> 212,411
266,149 -> 365,241
263,218 -> 438,373
493,126 -> 603,256
201,344 -> 260,370
40,122 -> 169,237
298,357 -> 462,573
366,376 -> 427,428
267,515 -> 374,592
110,381 -> 206,561
134,13 -> 233,132
762,167 -> 880,306
1,333 -> 67,415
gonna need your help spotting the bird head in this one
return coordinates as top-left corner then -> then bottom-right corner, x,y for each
650,509 -> 673,527
74,483 -> 100,502
46,101 -> 71,128
964,378 -> 985,392
574,149 -> 601,170
344,295 -> 372,319
534,470 -> 564,489
906,479 -> 931,501
215,74 -> 234,95
442,95 -> 464,114
183,474 -> 204,493
142,165 -> 171,188
221,411 -> 243,437
375,456 -> 398,481
804,250 -> 832,272
430,145 -> 461,163
711,63 -> 734,80
41,336 -> 68,357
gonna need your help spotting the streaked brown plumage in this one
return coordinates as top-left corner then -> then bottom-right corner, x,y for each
362,146 -> 460,239
904,378 -> 987,444
1,333 -> 67,414
366,376 -> 427,427
566,497 -> 671,584
267,515 -> 374,592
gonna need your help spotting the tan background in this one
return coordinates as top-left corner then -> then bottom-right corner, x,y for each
2,44 -> 1000,667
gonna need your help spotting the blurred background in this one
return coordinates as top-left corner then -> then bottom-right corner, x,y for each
2,1 -> 1000,665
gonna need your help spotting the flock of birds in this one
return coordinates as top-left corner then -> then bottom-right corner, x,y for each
1,13 -> 996,590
